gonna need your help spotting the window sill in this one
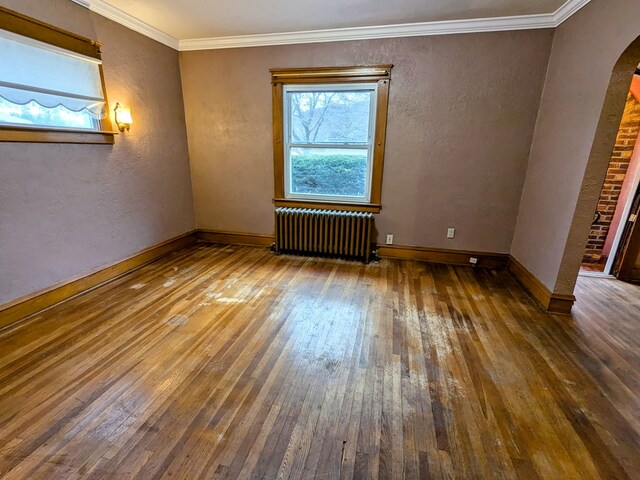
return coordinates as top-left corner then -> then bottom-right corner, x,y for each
0,126 -> 116,144
273,198 -> 381,213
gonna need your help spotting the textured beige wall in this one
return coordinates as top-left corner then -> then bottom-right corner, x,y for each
180,31 -> 553,253
511,0 -> 640,293
0,0 -> 195,304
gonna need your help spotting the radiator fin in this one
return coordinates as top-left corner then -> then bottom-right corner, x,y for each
274,208 -> 374,263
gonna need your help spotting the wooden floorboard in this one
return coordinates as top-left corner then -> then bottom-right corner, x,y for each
1,243 -> 639,479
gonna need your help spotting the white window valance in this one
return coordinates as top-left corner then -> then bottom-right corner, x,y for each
0,30 -> 106,118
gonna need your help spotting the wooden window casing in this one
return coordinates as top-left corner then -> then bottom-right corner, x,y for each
271,65 -> 392,213
0,6 -> 115,144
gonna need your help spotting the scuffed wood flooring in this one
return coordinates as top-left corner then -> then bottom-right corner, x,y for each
1,243 -> 639,479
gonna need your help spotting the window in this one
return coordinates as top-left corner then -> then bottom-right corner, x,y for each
272,65 -> 392,212
0,6 -> 114,144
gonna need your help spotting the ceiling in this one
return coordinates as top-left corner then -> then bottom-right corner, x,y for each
102,0 -> 567,38
70,0 -> 591,50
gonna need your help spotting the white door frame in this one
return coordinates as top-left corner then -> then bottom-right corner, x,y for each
604,162 -> 640,274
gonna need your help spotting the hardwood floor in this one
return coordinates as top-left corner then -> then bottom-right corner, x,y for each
1,244 -> 639,479
580,263 -> 606,273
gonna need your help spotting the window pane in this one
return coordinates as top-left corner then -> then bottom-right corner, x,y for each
289,90 -> 371,144
289,147 -> 368,198
0,97 -> 95,129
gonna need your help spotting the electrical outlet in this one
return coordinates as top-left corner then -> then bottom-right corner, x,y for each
447,228 -> 456,239
469,257 -> 478,265
386,234 -> 394,245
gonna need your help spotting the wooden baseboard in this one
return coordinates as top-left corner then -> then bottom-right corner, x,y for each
197,230 -> 510,269
197,231 -> 509,269
197,229 -> 275,247
377,244 -> 509,269
508,255 -> 575,315
0,229 -> 573,328
0,231 -> 197,330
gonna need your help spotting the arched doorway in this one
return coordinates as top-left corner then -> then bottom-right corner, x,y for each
555,35 -> 640,295
579,72 -> 640,278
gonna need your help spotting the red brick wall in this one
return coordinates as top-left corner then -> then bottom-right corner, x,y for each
583,92 -> 640,264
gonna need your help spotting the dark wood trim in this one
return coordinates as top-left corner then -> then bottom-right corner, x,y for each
197,230 -> 275,247
509,255 -> 575,315
0,231 -> 197,331
197,230 -> 509,270
272,81 -> 285,199
0,6 -> 114,144
2,230 -> 572,331
0,127 -> 116,144
271,65 -> 392,211
0,5 -> 102,59
378,244 -> 509,269
270,65 -> 392,83
547,294 -> 577,315
508,255 -> 550,308
98,63 -> 115,134
273,198 -> 381,213
370,78 -> 390,206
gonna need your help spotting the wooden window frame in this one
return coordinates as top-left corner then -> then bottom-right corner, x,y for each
271,65 -> 392,213
0,6 -> 115,145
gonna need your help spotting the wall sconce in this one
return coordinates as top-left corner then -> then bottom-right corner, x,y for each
114,103 -> 132,132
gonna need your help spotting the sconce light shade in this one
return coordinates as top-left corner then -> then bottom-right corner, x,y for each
114,103 -> 133,132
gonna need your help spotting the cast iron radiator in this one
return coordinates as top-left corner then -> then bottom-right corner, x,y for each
274,207 -> 375,263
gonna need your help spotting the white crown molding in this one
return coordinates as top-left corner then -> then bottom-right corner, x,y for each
69,0 -> 591,52
68,0 -> 179,49
179,13 -> 558,51
552,0 -> 591,25
179,0 -> 592,51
